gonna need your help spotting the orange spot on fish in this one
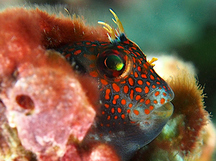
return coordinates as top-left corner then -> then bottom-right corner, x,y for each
68,48 -> 75,51
128,77 -> 134,86
134,72 -> 138,78
135,87 -> 142,93
145,86 -> 149,94
144,109 -> 150,115
114,79 -> 121,82
112,83 -> 120,92
150,69 -> 154,73
117,45 -> 124,49
140,98 -> 145,102
90,71 -> 98,77
146,81 -> 150,86
149,105 -> 154,110
121,99 -> 126,105
101,79 -> 108,85
124,40 -> 130,44
114,115 -> 118,119
137,66 -> 141,72
141,74 -> 147,78
127,109 -> 131,113
150,75 -> 155,80
105,89 -> 111,100
107,116 -> 111,120
111,108 -> 115,113
128,103 -> 133,108
65,54 -> 71,58
112,95 -> 119,104
137,80 -> 143,85
124,85 -> 129,94
121,114 -> 125,119
117,107 -> 122,113
132,57 -> 136,63
130,89 -> 134,99
136,52 -> 141,56
143,63 -> 148,69
120,80 -> 126,84
135,95 -> 141,100
104,104 -> 110,108
160,98 -> 165,104
145,99 -> 150,105
155,91 -> 160,96
133,110 -> 139,115
153,100 -> 158,104
137,59 -> 142,65
74,49 -> 81,55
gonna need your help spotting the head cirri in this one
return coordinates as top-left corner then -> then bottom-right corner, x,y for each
56,9 -> 174,160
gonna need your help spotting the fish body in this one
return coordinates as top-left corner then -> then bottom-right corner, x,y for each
56,9 -> 174,160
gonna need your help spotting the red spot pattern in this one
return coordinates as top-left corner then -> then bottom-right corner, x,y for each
56,36 -> 174,147
74,49 -> 81,55
105,89 -> 111,100
128,77 -> 134,86
123,86 -> 129,94
112,83 -> 120,92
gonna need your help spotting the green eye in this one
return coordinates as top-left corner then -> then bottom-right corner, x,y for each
97,49 -> 131,79
105,55 -> 124,71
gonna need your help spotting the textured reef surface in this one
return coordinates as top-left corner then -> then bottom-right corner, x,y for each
0,7 -> 214,161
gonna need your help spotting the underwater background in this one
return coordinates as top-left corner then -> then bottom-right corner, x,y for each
1,0 -> 215,159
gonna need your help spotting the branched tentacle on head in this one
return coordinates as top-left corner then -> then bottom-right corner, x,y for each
98,9 -> 125,43
56,9 -> 174,160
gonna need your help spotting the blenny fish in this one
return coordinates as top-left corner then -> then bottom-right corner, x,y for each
56,9 -> 174,160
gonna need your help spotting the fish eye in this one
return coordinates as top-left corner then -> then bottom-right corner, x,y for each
97,49 -> 132,79
104,54 -> 124,71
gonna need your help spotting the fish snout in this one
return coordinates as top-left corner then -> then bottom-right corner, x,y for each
129,84 -> 174,130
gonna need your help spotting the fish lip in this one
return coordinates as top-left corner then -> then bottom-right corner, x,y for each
128,101 -> 174,131
150,101 -> 174,119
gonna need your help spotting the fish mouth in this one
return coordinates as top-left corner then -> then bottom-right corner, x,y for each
150,101 -> 174,120
128,87 -> 174,130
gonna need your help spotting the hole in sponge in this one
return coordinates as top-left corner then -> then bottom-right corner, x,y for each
16,95 -> 34,110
